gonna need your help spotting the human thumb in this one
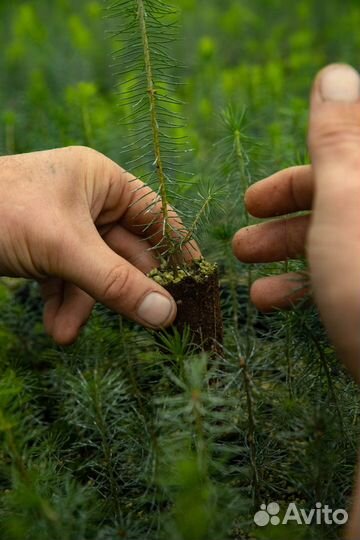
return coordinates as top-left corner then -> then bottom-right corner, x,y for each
61,227 -> 177,329
307,64 -> 360,381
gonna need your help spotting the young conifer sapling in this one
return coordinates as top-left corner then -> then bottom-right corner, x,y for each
108,0 -> 223,352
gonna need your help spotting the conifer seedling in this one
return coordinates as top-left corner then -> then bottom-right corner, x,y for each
108,0 -> 223,352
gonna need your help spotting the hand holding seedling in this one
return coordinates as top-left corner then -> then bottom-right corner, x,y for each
233,64 -> 360,383
0,146 -> 199,345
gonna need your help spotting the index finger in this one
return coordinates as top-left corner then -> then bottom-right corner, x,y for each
245,165 -> 313,218
92,154 -> 201,262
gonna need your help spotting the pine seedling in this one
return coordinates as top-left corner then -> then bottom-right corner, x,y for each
106,0 -> 223,352
208,106 -> 259,348
154,353 -> 247,539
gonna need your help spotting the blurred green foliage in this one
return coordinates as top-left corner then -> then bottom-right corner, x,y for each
1,1 -> 360,539
0,0 -> 358,165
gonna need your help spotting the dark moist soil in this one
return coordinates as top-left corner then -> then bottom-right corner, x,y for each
149,260 -> 223,354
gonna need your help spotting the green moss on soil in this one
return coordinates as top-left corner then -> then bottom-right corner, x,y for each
148,258 -> 217,286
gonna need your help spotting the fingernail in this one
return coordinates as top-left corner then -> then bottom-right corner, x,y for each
137,292 -> 175,327
320,65 -> 360,102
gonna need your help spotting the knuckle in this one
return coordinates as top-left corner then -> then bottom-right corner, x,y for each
71,145 -> 111,177
74,145 -> 105,161
67,145 -> 93,156
310,119 -> 360,158
101,264 -> 132,304
67,145 -> 104,168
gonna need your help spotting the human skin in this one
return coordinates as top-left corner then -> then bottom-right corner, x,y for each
233,64 -> 360,538
0,146 -> 200,345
